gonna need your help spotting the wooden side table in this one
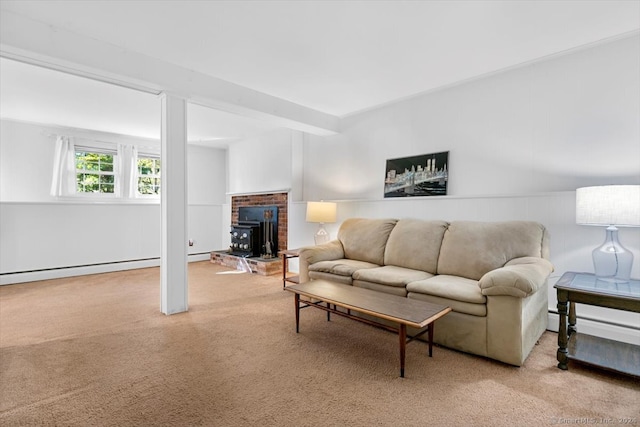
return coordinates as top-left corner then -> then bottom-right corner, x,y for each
554,272 -> 640,377
279,249 -> 301,289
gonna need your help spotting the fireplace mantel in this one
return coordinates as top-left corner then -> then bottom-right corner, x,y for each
227,189 -> 291,196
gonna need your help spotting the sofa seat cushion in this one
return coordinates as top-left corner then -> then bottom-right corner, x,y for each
308,259 -> 380,278
353,265 -> 433,287
353,281 -> 408,297
309,271 -> 354,285
407,292 -> 487,317
407,275 -> 487,305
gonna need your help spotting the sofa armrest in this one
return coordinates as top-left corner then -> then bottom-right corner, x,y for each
298,240 -> 345,283
478,257 -> 554,298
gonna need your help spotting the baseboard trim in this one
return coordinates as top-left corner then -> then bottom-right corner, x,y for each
0,254 -> 211,285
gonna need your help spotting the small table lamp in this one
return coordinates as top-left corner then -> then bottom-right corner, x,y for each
306,201 -> 337,245
576,185 -> 640,282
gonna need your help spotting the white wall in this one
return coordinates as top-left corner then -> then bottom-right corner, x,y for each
188,144 -> 227,205
303,35 -> 640,201
0,119 -> 227,282
0,119 -> 55,201
284,35 -> 640,342
227,128 -> 295,195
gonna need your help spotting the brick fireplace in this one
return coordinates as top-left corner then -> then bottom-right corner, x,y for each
231,192 -> 289,252
211,192 -> 288,276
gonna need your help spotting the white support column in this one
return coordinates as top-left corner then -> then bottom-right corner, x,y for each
160,93 -> 188,315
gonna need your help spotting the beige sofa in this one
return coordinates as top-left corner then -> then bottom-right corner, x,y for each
298,218 -> 554,366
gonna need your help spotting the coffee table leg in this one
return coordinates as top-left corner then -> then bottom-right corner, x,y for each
428,323 -> 434,357
399,324 -> 407,378
295,293 -> 300,333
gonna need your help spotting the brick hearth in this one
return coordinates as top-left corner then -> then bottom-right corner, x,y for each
210,251 -> 282,276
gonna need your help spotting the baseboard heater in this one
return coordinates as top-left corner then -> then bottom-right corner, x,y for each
547,308 -> 640,331
0,253 -> 211,285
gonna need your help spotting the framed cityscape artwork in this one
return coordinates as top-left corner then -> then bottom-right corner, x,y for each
384,151 -> 449,198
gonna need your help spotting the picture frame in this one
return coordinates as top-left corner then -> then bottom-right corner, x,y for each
384,151 -> 449,198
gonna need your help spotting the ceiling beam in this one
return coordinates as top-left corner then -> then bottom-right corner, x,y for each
0,10 -> 340,136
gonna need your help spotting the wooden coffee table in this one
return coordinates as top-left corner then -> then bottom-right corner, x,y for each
286,280 -> 452,377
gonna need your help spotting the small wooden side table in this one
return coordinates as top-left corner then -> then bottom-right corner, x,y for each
554,272 -> 640,377
279,249 -> 301,289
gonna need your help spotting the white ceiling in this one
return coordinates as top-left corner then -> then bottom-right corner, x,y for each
1,0 -> 639,143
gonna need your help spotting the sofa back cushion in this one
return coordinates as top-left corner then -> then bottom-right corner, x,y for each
437,221 -> 550,280
384,219 -> 449,274
338,218 -> 398,265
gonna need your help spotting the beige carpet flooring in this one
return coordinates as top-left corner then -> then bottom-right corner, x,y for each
1,262 -> 638,426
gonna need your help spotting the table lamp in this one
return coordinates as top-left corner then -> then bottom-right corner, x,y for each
576,185 -> 640,282
306,201 -> 337,245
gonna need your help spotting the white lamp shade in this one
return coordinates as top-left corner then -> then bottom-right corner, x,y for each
306,201 -> 337,223
576,185 -> 640,227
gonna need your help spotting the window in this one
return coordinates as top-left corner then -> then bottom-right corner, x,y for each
137,156 -> 161,195
75,148 -> 116,194
52,137 -> 161,200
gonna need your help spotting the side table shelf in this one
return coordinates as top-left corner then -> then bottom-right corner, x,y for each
279,249 -> 301,290
554,272 -> 640,378
567,333 -> 640,377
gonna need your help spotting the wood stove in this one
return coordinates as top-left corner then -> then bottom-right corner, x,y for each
230,206 -> 278,258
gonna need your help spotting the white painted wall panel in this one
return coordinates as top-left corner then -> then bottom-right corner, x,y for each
0,120 -> 55,201
188,144 -> 226,205
188,204 -> 223,254
0,202 -> 223,274
0,203 -> 161,272
227,128 -> 293,194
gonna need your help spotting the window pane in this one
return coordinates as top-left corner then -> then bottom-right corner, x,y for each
75,150 -> 117,194
99,184 -> 114,193
137,157 -> 161,195
100,175 -> 114,184
99,161 -> 113,172
138,158 -> 154,175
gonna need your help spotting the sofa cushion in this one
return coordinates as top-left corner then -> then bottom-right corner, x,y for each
353,281 -> 408,297
338,218 -> 397,265
406,275 -> 486,304
383,219 -> 448,274
308,259 -> 380,278
436,221 -> 548,280
353,265 -> 432,287
309,271 -> 354,285
407,292 -> 487,317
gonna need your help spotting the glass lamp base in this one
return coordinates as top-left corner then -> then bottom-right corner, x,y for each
314,224 -> 330,245
592,226 -> 633,282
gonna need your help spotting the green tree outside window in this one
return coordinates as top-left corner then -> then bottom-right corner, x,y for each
75,151 -> 115,193
137,157 -> 161,195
